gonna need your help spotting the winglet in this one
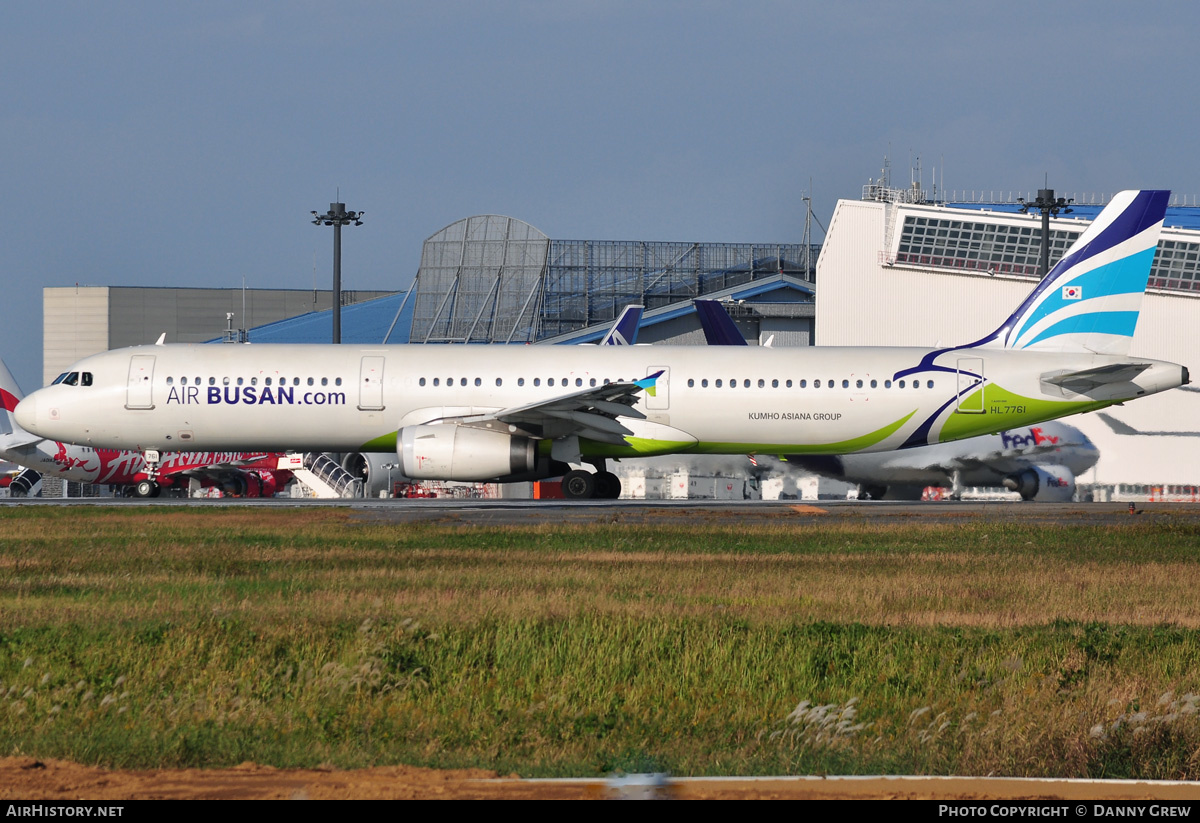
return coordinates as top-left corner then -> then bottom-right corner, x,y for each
635,370 -> 665,397
155,333 -> 167,346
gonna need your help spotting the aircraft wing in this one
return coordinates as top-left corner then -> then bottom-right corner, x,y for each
460,372 -> 661,446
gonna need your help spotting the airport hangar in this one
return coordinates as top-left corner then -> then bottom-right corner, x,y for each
40,195 -> 1200,499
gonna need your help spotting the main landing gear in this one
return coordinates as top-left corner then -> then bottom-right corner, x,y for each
561,467 -> 622,500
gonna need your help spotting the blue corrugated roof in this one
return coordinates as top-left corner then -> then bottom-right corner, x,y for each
207,292 -> 411,344
946,202 -> 1200,232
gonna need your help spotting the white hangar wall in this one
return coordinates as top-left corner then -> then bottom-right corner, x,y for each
815,198 -> 1200,487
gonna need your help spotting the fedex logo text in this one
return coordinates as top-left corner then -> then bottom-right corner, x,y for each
165,387 -> 347,406
1001,427 -> 1060,449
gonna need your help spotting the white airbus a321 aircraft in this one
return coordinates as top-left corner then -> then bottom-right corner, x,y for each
16,190 -> 1188,499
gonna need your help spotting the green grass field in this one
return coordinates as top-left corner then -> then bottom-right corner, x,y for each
2,505 -> 1199,778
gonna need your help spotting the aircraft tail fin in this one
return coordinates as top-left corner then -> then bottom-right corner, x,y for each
0,357 -> 24,436
600,304 -> 644,346
975,190 -> 1169,355
694,299 -> 749,346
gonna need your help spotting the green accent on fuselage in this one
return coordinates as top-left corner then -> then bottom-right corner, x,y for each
939,384 -> 1113,442
363,411 -> 919,458
359,432 -> 398,452
686,410 -> 917,455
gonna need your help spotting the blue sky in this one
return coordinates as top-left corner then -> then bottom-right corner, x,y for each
3,1 -> 1197,390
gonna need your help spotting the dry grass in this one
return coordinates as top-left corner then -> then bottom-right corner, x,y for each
2,505 -> 1200,776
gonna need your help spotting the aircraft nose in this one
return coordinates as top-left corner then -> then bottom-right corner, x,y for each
13,393 -> 38,433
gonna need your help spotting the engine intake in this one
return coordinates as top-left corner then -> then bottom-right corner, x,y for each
399,424 -> 536,481
1002,465 -> 1076,502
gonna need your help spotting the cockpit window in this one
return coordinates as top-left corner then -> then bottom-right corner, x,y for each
61,372 -> 79,386
81,372 -> 92,386
52,373 -> 68,385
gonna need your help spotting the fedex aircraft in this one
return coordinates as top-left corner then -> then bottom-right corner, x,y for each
15,190 -> 1188,499
786,420 -> 1099,502
1,358 -> 288,498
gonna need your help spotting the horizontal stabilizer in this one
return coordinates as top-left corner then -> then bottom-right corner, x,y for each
1041,362 -> 1150,394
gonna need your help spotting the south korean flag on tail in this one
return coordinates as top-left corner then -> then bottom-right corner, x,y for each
1062,285 -> 1082,300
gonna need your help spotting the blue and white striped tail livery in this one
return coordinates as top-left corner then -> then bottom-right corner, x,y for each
978,189 -> 1169,356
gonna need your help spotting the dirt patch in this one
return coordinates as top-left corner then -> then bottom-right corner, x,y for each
2,758 -> 1198,800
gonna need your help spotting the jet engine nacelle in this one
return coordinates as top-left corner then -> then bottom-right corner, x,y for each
399,424 -> 536,481
342,452 -> 404,497
1002,465 -> 1076,502
8,468 -> 41,498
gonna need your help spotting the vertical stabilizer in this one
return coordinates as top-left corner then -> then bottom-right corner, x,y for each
0,358 -> 24,437
601,304 -> 644,346
975,190 -> 1169,355
694,299 -> 750,346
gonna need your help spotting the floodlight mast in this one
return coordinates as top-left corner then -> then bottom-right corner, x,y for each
1017,188 -> 1073,279
311,202 -> 364,343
